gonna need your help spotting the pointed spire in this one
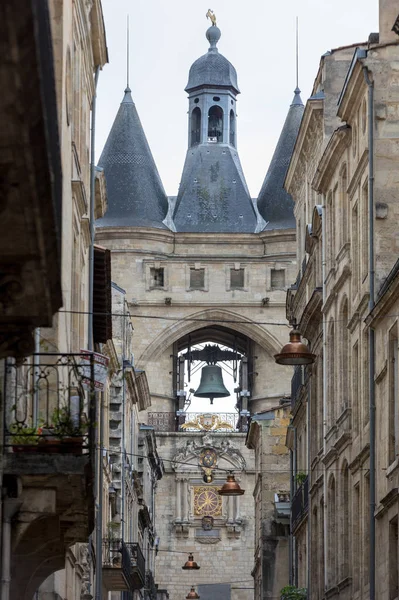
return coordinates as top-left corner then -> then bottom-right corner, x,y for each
96,89 -> 169,229
256,90 -> 304,230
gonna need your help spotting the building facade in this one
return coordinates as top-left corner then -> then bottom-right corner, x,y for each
284,1 -> 399,598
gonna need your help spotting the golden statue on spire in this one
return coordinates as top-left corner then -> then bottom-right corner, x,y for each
206,9 -> 217,26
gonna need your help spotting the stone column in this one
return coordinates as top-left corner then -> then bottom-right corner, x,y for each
227,496 -> 233,522
176,478 -> 182,522
182,478 -> 189,522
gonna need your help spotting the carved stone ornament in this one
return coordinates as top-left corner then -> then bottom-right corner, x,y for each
79,543 -> 93,600
197,536 -> 220,544
202,515 -> 214,530
171,437 -> 246,471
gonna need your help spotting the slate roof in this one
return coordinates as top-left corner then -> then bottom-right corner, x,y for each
257,88 -> 304,230
185,26 -> 239,93
172,144 -> 265,233
96,88 -> 169,229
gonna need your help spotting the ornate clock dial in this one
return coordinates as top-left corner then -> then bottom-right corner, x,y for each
193,486 -> 222,516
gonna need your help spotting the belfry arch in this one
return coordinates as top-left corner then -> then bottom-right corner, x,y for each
136,308 -> 282,369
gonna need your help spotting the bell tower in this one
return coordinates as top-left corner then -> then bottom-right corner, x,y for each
186,24 -> 239,148
172,18 -> 265,233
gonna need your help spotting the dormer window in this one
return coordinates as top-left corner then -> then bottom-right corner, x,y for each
208,105 -> 223,143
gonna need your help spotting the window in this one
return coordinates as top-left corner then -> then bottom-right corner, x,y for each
389,516 -> 398,600
208,105 -> 223,142
340,463 -> 350,579
229,109 -> 235,147
363,475 -> 370,584
150,267 -> 164,288
191,107 -> 201,146
388,324 -> 398,465
270,269 -> 285,289
353,483 -> 360,591
352,342 -> 359,435
352,202 -> 359,297
361,182 -> 369,282
327,476 -> 337,587
363,332 -> 369,425
190,268 -> 205,290
339,299 -> 349,412
328,320 -> 335,426
230,268 -> 244,289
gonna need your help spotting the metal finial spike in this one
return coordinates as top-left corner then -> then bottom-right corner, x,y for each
127,14 -> 130,90
296,16 -> 299,90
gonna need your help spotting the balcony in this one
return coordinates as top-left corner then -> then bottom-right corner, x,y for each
146,569 -> 158,600
102,540 -> 145,592
147,412 -> 242,432
291,476 -> 309,532
4,352 -> 96,455
2,352 -> 97,599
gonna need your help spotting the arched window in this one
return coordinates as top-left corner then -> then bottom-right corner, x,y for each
340,462 -> 350,579
208,105 -> 223,142
327,475 -> 337,586
229,110 -> 235,146
339,298 -> 349,412
328,319 -> 335,426
191,107 -> 201,146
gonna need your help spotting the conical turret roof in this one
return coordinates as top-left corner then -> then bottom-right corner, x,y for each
257,88 -> 304,229
96,88 -> 169,229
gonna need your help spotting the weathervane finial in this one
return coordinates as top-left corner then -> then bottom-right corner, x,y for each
206,9 -> 217,27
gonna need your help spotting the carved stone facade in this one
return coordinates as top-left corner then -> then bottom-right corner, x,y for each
284,2 -> 399,598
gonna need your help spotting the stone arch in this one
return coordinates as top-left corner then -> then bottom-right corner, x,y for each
136,308 -> 283,369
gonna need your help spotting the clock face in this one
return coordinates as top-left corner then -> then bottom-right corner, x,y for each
199,448 -> 217,468
193,486 -> 222,517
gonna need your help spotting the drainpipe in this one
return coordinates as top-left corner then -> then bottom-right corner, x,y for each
88,66 -> 100,352
307,384 -> 311,596
289,447 -> 294,585
321,196 -> 328,592
363,65 -> 376,600
121,303 -> 126,542
1,498 -> 21,600
293,426 -> 298,587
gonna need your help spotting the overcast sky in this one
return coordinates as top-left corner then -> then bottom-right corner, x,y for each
96,0 -> 378,198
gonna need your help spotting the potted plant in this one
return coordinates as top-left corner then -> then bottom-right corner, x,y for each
280,585 -> 307,599
295,471 -> 307,486
53,406 -> 86,455
9,423 -> 39,452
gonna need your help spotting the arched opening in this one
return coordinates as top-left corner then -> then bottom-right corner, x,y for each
191,107 -> 201,146
229,110 -> 235,146
339,298 -> 349,412
208,105 -> 223,143
340,461 -> 350,579
327,474 -> 337,586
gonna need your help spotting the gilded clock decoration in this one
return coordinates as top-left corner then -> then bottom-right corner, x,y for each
193,486 -> 222,517
199,448 -> 217,468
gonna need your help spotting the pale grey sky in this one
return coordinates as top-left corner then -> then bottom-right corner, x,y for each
96,0 -> 378,198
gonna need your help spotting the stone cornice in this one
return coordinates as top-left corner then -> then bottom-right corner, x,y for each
312,126 -> 351,193
337,56 -> 367,122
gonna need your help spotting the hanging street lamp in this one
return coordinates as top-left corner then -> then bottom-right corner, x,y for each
218,473 -> 245,496
274,328 -> 316,366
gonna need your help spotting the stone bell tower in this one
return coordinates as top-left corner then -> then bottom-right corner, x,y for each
96,12 -> 303,600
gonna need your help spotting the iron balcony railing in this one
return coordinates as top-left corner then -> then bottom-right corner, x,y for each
4,352 -> 96,454
102,540 -> 145,592
291,475 -> 309,532
147,412 -> 241,432
145,570 -> 158,600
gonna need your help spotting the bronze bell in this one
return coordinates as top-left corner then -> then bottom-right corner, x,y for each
274,329 -> 316,366
218,473 -> 245,496
194,365 -> 230,404
182,553 -> 200,570
186,587 -> 200,600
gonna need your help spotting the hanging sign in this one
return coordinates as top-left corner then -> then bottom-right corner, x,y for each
80,350 -> 109,391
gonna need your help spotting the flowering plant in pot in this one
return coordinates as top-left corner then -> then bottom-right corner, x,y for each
9,423 -> 39,452
53,405 -> 87,455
